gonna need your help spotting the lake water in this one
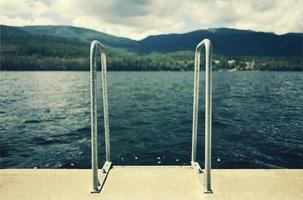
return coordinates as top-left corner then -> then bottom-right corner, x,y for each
0,71 -> 302,169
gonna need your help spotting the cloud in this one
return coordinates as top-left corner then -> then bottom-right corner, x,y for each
0,15 -> 56,26
0,0 -> 49,18
0,0 -> 302,39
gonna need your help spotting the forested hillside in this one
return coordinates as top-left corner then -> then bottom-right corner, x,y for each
1,25 -> 302,71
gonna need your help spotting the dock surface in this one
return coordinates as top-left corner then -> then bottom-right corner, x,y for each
1,167 -> 302,200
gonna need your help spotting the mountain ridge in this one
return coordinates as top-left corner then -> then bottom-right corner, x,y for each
1,24 -> 302,71
1,24 -> 302,56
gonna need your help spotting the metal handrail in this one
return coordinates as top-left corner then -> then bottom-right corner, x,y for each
90,40 -> 112,193
89,39 -> 212,194
191,39 -> 213,193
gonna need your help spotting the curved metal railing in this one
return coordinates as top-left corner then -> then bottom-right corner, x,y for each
90,40 -> 111,193
89,39 -> 213,194
191,39 -> 213,193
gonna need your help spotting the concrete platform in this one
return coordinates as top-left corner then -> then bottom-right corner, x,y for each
0,167 -> 302,200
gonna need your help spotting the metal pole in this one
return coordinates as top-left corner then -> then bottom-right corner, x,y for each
204,40 -> 212,193
90,40 -> 111,192
90,41 -> 99,192
101,52 -> 111,162
191,48 -> 200,162
192,39 -> 212,193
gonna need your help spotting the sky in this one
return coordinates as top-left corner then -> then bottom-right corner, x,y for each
0,0 -> 302,40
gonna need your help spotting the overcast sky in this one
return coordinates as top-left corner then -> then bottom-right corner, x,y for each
0,0 -> 302,40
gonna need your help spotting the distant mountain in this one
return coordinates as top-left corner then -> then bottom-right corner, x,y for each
2,25 -> 302,56
18,25 -> 138,49
1,25 -> 89,58
138,28 -> 303,56
1,25 -> 302,71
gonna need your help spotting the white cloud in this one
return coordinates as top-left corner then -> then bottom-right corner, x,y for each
0,0 -> 27,15
0,15 -> 56,26
0,0 -> 302,39
231,0 -> 303,34
0,0 -> 49,17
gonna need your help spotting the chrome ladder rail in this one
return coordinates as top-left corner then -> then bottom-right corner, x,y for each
90,40 -> 112,193
89,39 -> 213,194
191,39 -> 213,193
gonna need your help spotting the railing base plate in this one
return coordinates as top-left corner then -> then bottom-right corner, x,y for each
91,161 -> 112,193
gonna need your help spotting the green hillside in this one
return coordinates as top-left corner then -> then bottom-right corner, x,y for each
139,28 -> 303,56
19,25 -> 138,49
1,25 -> 302,71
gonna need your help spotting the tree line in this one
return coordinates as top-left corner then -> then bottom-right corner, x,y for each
1,35 -> 302,71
